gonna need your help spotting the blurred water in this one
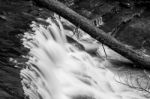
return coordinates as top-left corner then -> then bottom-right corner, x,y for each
20,17 -> 148,99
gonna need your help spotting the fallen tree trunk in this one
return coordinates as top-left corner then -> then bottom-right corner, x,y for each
33,0 -> 150,69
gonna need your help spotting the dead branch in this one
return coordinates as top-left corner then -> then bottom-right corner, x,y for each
32,0 -> 150,69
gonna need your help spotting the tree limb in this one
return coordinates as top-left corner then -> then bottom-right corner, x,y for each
32,0 -> 150,69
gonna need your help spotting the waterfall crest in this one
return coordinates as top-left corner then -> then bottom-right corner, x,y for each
20,17 -> 148,99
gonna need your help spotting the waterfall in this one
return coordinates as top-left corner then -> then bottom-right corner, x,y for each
20,16 -> 149,99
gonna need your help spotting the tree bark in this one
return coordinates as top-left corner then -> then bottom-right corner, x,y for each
33,0 -> 150,69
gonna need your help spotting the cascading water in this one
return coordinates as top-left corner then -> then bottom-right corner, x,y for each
20,16 -> 150,99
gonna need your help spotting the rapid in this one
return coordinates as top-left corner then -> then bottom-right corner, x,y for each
19,15 -> 150,99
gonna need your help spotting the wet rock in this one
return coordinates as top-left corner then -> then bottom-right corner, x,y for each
0,0 -> 55,98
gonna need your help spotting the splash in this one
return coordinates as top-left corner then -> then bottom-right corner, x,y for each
20,16 -> 149,99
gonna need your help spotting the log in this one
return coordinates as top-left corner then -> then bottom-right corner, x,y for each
32,0 -> 150,69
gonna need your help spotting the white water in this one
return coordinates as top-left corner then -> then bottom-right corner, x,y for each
20,16 -> 150,99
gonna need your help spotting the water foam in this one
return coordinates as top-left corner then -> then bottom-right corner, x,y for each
20,17 -> 148,99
